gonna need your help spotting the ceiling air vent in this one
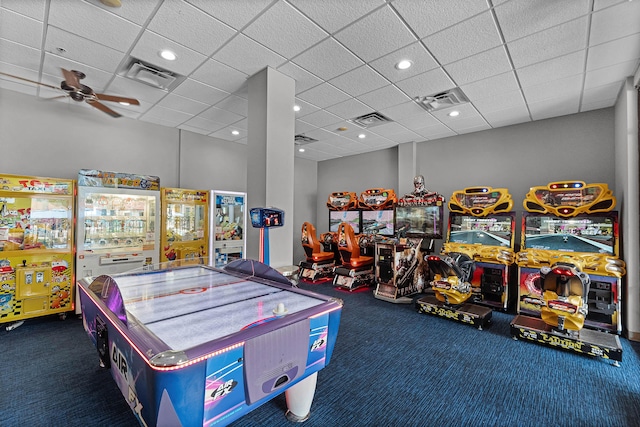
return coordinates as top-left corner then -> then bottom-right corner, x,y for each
349,112 -> 393,128
415,88 -> 469,112
294,134 -> 318,145
123,59 -> 182,90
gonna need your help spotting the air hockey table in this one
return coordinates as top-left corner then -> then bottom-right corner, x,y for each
77,259 -> 343,427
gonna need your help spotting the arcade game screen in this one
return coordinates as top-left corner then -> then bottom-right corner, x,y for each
522,213 -> 617,254
448,213 -> 515,247
361,210 -> 394,236
394,205 -> 443,239
329,210 -> 361,233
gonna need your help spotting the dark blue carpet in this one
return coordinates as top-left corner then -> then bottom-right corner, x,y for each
2,281 -> 640,427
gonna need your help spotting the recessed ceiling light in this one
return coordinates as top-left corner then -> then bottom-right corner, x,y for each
396,60 -> 412,70
159,50 -> 177,61
231,130 -> 240,135
448,111 -> 460,117
298,147 -> 305,152
358,133 -> 366,139
293,105 -> 301,112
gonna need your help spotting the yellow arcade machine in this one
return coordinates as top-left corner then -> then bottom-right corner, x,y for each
0,174 -> 75,330
511,181 -> 625,365
160,188 -> 209,266
442,187 -> 516,311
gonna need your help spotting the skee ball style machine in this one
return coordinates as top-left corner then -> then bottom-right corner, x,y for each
367,188 -> 427,304
77,260 -> 343,426
76,169 -> 160,314
511,181 -> 625,365
0,174 -> 75,330
442,187 -> 516,311
160,188 -> 209,265
210,191 -> 246,268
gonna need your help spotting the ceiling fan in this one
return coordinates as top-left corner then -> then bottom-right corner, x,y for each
0,68 -> 139,118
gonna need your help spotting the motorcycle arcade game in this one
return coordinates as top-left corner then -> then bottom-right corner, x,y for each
511,181 -> 625,365
372,182 -> 438,304
416,186 -> 517,330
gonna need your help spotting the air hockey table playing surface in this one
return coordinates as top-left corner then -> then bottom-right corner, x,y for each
78,261 -> 343,427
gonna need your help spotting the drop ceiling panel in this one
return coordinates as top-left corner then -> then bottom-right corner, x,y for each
157,93 -> 209,116
413,122 -> 457,140
357,85 -> 412,111
276,62 -> 323,93
392,0 -> 488,38
298,109 -> 343,128
517,50 -> 586,88
369,42 -> 439,83
590,1 -> 640,45
1,0 -> 47,21
294,99 -> 321,117
395,67 -> 455,99
324,98 -> 372,120
142,105 -> 193,127
460,71 -> 520,101
185,0 -> 274,31
582,81 -> 624,106
44,28 -> 125,74
214,95 -> 248,116
483,104 -> 532,128
328,65 -> 389,97
198,106 -> 244,126
84,0 -> 162,26
288,0 -> 386,34
0,8 -> 42,49
380,100 -> 431,123
181,116 -> 227,133
472,89 -> 527,114
522,74 -> 583,104
107,75 -> 168,104
423,11 -> 502,66
334,5 -> 417,62
0,39 -> 43,72
296,82 -> 351,109
48,1 -> 141,53
190,58 -> 248,94
292,37 -> 364,81
584,60 -> 638,90
507,17 -> 588,68
212,34 -> 287,76
529,97 -> 580,121
172,78 -> 229,105
131,30 -> 207,76
587,34 -> 640,71
148,1 -> 236,57
494,0 -> 590,42
243,1 -> 327,58
443,45 -> 512,86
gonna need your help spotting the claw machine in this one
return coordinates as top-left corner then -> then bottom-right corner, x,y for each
0,173 -> 75,328
210,191 -> 246,267
160,187 -> 209,265
75,169 -> 160,313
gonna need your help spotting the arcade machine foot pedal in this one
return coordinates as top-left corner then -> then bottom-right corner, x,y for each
415,295 -> 492,330
510,315 -> 622,366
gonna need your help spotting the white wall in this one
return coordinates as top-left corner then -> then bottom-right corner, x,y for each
293,157 -> 318,265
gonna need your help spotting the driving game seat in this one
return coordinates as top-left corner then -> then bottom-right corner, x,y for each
336,222 -> 374,269
301,222 -> 334,263
427,252 -> 476,306
540,262 -> 590,332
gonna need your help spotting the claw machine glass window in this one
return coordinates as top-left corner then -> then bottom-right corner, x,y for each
161,188 -> 209,265
0,174 -> 75,326
210,191 -> 246,268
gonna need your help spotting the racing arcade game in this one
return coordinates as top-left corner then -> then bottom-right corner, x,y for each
298,221 -> 336,283
442,187 -> 516,311
511,181 -> 625,365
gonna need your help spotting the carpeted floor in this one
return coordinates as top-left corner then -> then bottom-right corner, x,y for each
2,280 -> 639,427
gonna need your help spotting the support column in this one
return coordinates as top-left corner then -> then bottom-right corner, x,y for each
246,67 -> 295,268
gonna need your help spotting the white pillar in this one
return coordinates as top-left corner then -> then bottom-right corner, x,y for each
246,67 -> 295,268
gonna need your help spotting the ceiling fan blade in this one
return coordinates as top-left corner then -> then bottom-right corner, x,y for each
94,93 -> 140,105
0,71 -> 60,90
61,68 -> 81,89
86,99 -> 122,118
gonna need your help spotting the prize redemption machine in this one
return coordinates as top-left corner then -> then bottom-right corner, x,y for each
0,174 -> 75,330
210,191 -> 246,268
442,187 -> 516,311
160,188 -> 209,265
512,181 -> 625,365
75,169 -> 160,314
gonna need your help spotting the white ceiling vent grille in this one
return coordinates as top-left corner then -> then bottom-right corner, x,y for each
349,112 -> 393,128
123,59 -> 183,90
415,88 -> 469,112
294,134 -> 318,145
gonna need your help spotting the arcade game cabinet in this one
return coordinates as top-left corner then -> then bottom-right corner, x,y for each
511,181 -> 625,364
210,191 -> 246,268
369,184 -> 433,304
160,187 -> 209,265
0,174 -> 75,330
298,221 -> 336,283
442,187 -> 516,311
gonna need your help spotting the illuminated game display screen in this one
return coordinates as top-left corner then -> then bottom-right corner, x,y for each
448,213 -> 515,248
361,210 -> 394,236
329,210 -> 361,233
522,213 -> 617,255
394,205 -> 443,239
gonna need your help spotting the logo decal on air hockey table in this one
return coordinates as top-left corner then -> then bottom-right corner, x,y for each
180,287 -> 207,294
